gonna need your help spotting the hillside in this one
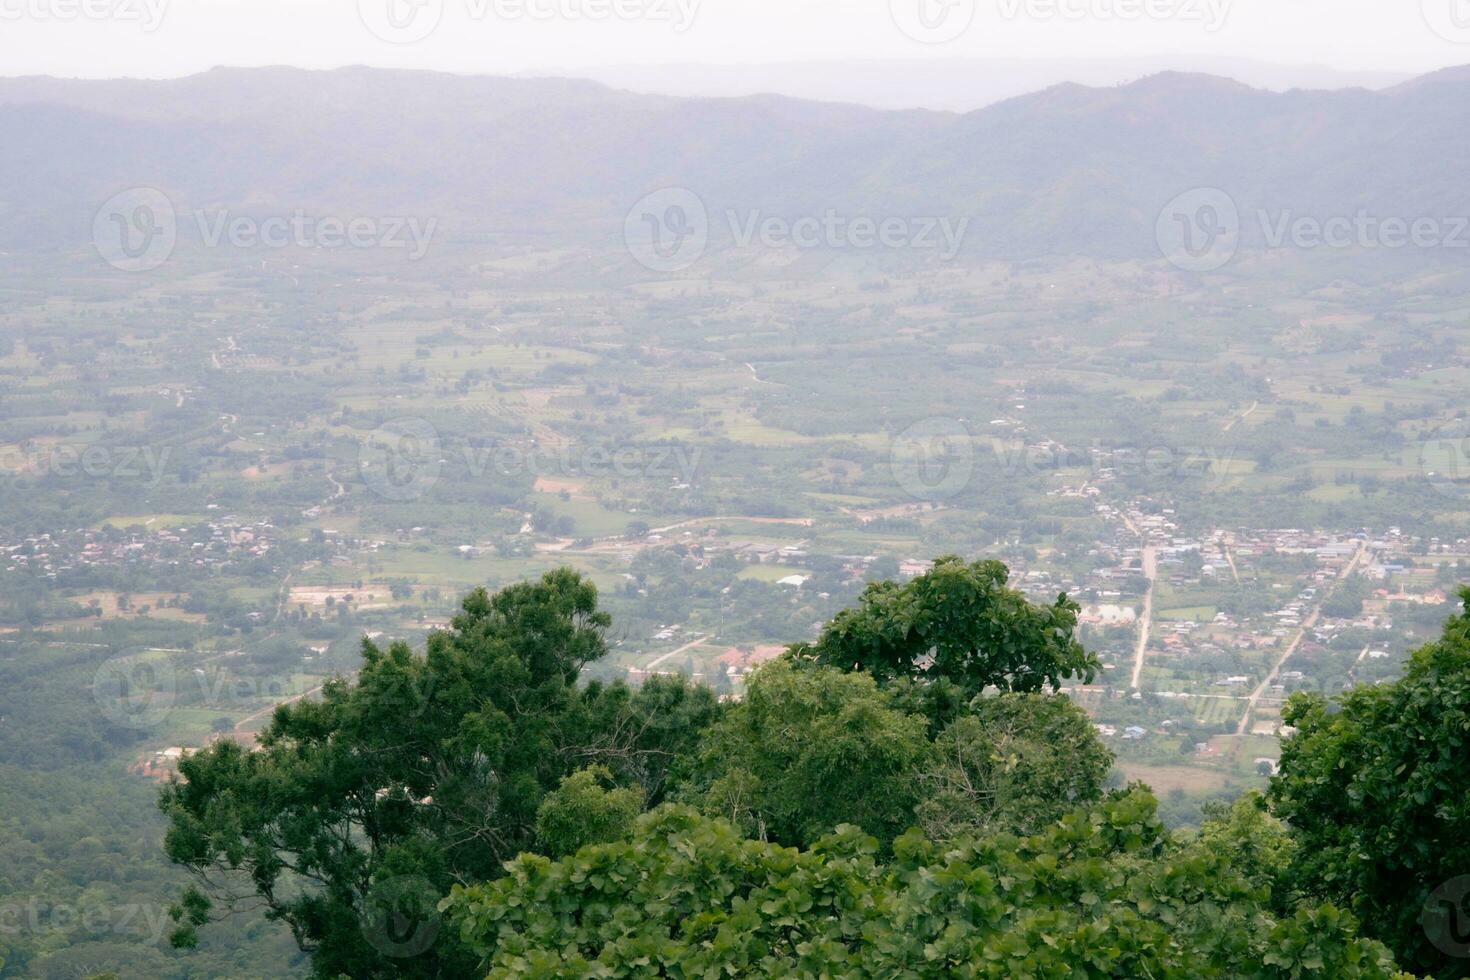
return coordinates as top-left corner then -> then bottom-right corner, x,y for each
3,65 -> 1470,258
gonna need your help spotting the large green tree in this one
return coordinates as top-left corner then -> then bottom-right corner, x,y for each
675,660 -> 934,848
791,556 -> 1098,697
1271,588 -> 1470,978
445,788 -> 1408,978
159,570 -> 718,978
913,691 -> 1113,840
676,659 -> 1114,850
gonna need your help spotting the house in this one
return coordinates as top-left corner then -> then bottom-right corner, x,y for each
899,559 -> 934,579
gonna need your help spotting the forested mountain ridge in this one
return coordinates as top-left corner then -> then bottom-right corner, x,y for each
3,65 -> 1470,257
151,559 -> 1470,978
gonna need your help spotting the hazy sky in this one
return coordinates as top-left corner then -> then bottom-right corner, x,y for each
1,0 -> 1467,79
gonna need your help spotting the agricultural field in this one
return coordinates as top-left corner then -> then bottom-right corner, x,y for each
3,241 -> 1470,820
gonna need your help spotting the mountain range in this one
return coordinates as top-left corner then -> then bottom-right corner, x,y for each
3,64 -> 1469,261
551,56 -> 1411,112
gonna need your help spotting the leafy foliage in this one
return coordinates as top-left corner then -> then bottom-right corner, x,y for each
675,660 -> 933,847
150,564 -> 1423,978
677,659 -> 1115,851
158,569 -> 717,978
1193,791 -> 1300,913
913,692 -> 1114,840
534,767 -> 644,858
1271,588 -> 1470,977
791,556 -> 1098,696
445,788 -> 1408,979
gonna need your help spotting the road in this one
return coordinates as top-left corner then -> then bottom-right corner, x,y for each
1348,644 -> 1372,684
1224,400 -> 1259,433
648,516 -> 813,535
1222,542 -> 1241,583
643,634 -> 710,672
235,682 -> 326,732
1129,544 -> 1158,691
744,362 -> 779,386
1234,539 -> 1369,735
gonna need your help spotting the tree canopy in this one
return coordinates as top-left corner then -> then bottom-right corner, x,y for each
676,659 -> 1113,850
791,555 -> 1098,696
154,561 -> 1430,978
1270,587 -> 1470,978
159,569 -> 717,978
675,660 -> 934,848
444,788 -> 1407,979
